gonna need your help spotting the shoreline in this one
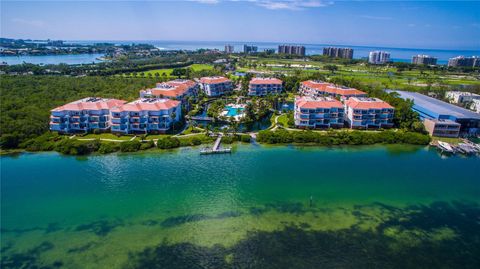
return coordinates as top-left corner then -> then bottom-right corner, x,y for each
1,142 -> 432,157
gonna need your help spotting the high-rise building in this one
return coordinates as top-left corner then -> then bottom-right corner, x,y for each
447,56 -> 480,67
224,44 -> 234,54
264,48 -> 275,55
322,47 -> 353,59
243,45 -> 258,54
412,55 -> 437,65
278,45 -> 306,56
368,51 -> 390,64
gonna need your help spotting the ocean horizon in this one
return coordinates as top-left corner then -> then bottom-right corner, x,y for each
2,39 -> 479,65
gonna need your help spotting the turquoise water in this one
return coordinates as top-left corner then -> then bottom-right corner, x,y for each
225,106 -> 244,117
0,53 -> 104,65
1,145 -> 480,268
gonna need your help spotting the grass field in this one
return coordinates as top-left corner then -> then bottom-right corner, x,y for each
122,64 -> 214,77
236,57 -> 480,89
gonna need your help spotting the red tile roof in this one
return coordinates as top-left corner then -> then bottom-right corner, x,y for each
143,79 -> 197,98
199,76 -> 231,84
302,80 -> 366,96
250,78 -> 283,85
295,96 -> 343,109
111,99 -> 180,112
345,97 -> 394,110
51,98 -> 126,112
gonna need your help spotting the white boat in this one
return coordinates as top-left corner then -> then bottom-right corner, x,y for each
437,141 -> 454,153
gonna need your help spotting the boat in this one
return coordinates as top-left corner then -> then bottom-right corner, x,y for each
437,141 -> 454,153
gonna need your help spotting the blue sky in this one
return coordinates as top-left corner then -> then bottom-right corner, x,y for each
1,0 -> 479,49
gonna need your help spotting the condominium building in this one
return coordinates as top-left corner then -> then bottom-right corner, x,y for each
110,98 -> 181,134
278,45 -> 306,56
445,91 -> 480,104
368,51 -> 390,64
423,118 -> 460,138
299,80 -> 367,99
50,97 -> 127,134
248,77 -> 283,96
344,97 -> 395,129
412,55 -> 438,65
448,56 -> 480,67
323,47 -> 353,59
224,44 -> 234,54
294,96 -> 345,129
243,45 -> 258,54
199,76 -> 234,97
139,79 -> 198,101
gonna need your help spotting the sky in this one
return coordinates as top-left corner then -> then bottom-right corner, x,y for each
1,0 -> 479,49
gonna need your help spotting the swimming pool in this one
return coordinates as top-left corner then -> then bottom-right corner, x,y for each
225,106 -> 245,117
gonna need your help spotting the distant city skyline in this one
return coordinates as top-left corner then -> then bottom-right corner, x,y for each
1,0 -> 479,50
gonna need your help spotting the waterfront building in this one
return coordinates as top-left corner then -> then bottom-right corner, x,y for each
445,91 -> 480,104
248,77 -> 283,96
368,51 -> 390,64
50,97 -> 127,133
224,44 -> 234,54
299,80 -> 367,99
139,79 -> 198,101
199,76 -> 234,97
344,97 -> 395,129
447,56 -> 480,67
423,118 -> 460,138
322,47 -> 353,59
412,55 -> 438,65
294,96 -> 345,129
110,98 -> 181,134
278,45 -> 306,56
390,90 -> 480,135
243,45 -> 258,54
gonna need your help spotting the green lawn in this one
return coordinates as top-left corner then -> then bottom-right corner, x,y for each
122,64 -> 214,77
432,136 -> 461,145
81,133 -> 133,140
277,114 -> 290,127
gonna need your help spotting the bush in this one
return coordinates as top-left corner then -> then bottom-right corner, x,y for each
55,139 -> 100,155
157,137 -> 180,149
98,142 -> 120,154
93,129 -> 101,135
0,134 -> 21,149
20,133 -> 57,151
140,140 -> 155,150
120,140 -> 141,152
256,129 -> 431,146
221,136 -> 234,144
240,134 -> 251,143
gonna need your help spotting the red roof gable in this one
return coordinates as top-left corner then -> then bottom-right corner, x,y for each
295,96 -> 343,109
250,78 -> 283,85
111,99 -> 180,112
345,98 -> 394,110
51,98 -> 127,112
200,76 -> 231,84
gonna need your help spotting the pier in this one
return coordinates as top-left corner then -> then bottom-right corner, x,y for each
200,133 -> 232,155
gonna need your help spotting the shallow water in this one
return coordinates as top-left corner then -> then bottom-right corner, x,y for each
1,145 -> 479,268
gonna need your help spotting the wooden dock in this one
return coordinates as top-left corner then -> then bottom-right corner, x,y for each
200,134 -> 232,155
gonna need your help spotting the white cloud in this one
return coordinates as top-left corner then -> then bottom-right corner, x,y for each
255,0 -> 333,10
11,18 -> 45,28
189,0 -> 220,4
359,15 -> 392,20
191,0 -> 333,10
